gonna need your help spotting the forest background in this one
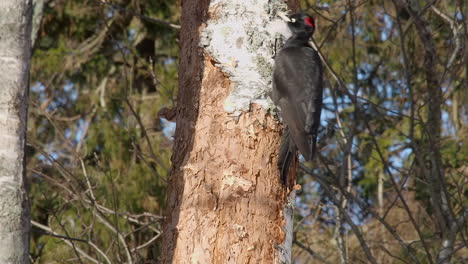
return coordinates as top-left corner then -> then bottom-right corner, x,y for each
26,0 -> 466,263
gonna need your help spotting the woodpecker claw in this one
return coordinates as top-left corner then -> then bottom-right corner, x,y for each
277,11 -> 291,22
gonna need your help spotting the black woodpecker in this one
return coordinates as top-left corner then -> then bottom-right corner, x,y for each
271,13 -> 323,183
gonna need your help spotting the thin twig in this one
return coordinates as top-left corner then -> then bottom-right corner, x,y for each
31,220 -> 109,264
293,239 -> 332,264
300,163 -> 421,264
97,0 -> 180,29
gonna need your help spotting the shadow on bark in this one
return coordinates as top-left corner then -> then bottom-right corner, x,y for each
160,0 -> 211,262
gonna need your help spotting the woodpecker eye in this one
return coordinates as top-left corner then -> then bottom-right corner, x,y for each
304,17 -> 314,27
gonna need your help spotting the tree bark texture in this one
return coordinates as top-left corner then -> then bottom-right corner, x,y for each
0,0 -> 32,263
162,0 -> 299,263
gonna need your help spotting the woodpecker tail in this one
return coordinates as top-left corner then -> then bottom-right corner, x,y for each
278,127 -> 296,184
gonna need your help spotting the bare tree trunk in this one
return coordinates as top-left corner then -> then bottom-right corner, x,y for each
394,1 -> 461,263
0,0 -> 32,263
161,0 -> 299,263
31,0 -> 46,47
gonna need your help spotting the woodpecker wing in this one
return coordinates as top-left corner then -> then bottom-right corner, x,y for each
272,46 -> 323,161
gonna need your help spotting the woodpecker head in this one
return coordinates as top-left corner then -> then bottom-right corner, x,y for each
279,12 -> 315,36
288,13 -> 315,35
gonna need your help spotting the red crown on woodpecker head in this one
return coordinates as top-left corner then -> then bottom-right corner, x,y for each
304,17 -> 314,28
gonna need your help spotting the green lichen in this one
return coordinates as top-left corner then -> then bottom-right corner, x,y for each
254,55 -> 273,80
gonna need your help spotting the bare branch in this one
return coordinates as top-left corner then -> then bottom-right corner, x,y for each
96,0 -> 180,29
32,220 -> 111,264
294,239 -> 333,264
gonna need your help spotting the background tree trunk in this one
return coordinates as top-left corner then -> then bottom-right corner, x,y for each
161,0 -> 299,263
0,0 -> 32,263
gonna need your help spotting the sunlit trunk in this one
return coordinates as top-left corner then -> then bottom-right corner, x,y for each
161,0 -> 299,263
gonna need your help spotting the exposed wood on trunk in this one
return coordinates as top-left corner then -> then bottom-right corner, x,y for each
162,53 -> 294,263
161,0 -> 300,263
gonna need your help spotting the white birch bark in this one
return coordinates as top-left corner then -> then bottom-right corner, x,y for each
0,0 -> 32,263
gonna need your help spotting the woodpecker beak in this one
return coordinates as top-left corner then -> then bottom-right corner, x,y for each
277,11 -> 291,22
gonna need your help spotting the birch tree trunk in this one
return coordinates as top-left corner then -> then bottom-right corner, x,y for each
161,0 -> 299,263
0,0 -> 32,263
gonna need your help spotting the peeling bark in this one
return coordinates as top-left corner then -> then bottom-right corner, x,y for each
161,0 -> 299,263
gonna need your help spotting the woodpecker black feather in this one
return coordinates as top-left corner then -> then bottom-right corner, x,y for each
271,13 -> 323,183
